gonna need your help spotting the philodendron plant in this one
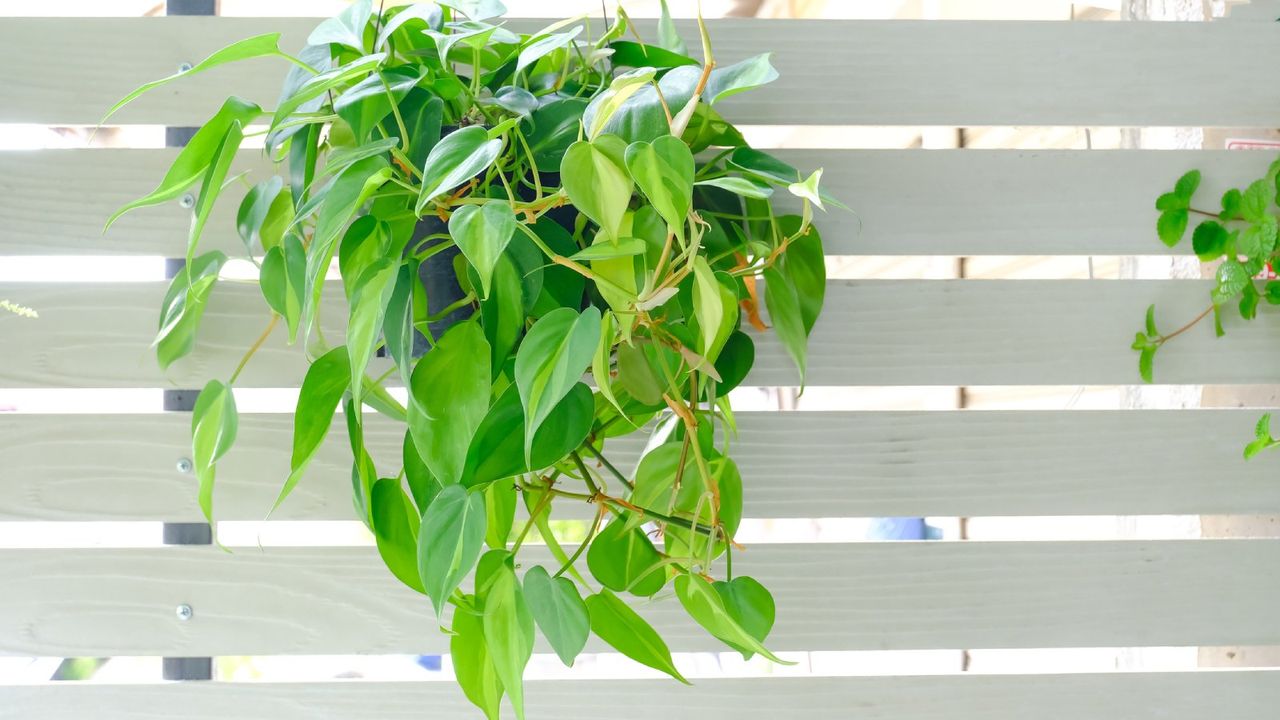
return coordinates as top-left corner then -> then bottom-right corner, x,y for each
1134,157 -> 1280,459
106,1 -> 838,715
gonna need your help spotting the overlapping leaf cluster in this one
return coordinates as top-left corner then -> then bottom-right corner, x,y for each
1135,157 -> 1280,458
107,2 -> 836,715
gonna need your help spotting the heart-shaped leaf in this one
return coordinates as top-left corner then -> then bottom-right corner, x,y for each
416,126 -> 503,212
713,575 -> 776,660
674,574 -> 791,664
419,484 -> 487,616
462,383 -> 594,487
560,137 -> 633,241
451,600 -> 505,720
523,565 -> 590,666
587,516 -> 666,596
408,322 -> 492,485
482,559 -> 534,720
625,136 -> 694,240
523,98 -> 588,172
514,307 -> 602,466
450,201 -> 516,299
586,589 -> 689,683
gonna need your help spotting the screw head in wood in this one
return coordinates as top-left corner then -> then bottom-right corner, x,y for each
176,604 -> 193,621
179,193 -> 195,209
176,457 -> 193,474
178,62 -> 193,73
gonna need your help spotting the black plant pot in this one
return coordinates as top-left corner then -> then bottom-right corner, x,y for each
410,215 -> 470,357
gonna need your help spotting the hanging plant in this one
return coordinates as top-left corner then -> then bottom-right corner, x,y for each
106,1 -> 841,715
1133,156 -> 1280,458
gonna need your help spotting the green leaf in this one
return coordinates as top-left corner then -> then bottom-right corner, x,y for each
593,310 -> 626,417
1265,281 -> 1280,305
515,307 -> 602,466
485,480 -> 517,550
764,266 -> 809,387
439,0 -> 507,20
1240,215 -> 1278,258
712,331 -> 754,394
462,383 -> 595,487
560,138 -> 634,242
625,136 -> 695,240
615,341 -> 665,406
155,251 -> 226,371
713,576 -> 776,660
1242,178 -> 1273,223
450,201 -> 516,299
674,574 -> 791,664
383,262 -> 418,388
585,589 -> 688,683
478,254 -> 524,373
190,379 -> 237,528
270,54 -> 387,143
237,177 -> 285,252
274,347 -> 350,513
408,322 -> 492,485
1157,209 -> 1188,248
586,66 -> 699,145
1138,346 -> 1155,384
1213,259 -> 1251,305
1191,220 -> 1229,261
416,126 -> 504,211
778,215 -> 825,335
656,0 -> 688,55
1174,169 -> 1201,200
259,235 -> 306,342
629,443 -> 695,520
375,3 -> 443,50
452,601 -> 504,720
694,175 -> 773,199
517,27 -> 582,75
691,257 -> 735,363
664,452 -> 743,561
307,0 -> 372,51
371,477 -> 424,593
608,41 -> 697,70
704,53 -> 779,106
1144,304 -> 1158,336
403,430 -> 442,513
346,259 -> 398,406
568,237 -> 647,261
102,36 -> 280,124
482,559 -> 534,720
419,484 -> 487,616
333,66 -> 420,141
1221,188 -> 1243,221
587,516 -> 666,596
401,90 -> 445,170
106,97 -> 261,233
523,565 -> 590,667
586,68 -> 658,140
523,98 -> 588,173
787,168 -> 825,211
1245,413 -> 1276,459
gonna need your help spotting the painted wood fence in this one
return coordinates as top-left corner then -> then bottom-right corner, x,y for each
3,12 -> 1280,720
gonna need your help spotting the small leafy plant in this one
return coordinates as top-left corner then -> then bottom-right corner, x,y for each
106,1 -> 838,716
1134,157 -> 1280,458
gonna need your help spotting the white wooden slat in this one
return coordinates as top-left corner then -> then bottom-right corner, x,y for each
8,672 -> 1280,720
3,410 -> 1279,522
6,149 -> 1272,257
4,280 -> 1280,388
3,19 -> 1279,126
2,541 -> 1276,656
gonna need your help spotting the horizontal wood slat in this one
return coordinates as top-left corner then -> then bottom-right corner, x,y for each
6,149 -> 1272,257
3,19 -> 1279,126
3,410 -> 1279,522
3,540 -> 1277,656
9,672 -> 1280,720
4,280 -> 1280,388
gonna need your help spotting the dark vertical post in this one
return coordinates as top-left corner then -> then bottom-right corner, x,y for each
162,0 -> 217,683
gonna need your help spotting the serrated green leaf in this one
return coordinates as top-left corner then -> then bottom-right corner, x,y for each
515,307 -> 602,466
585,589 -> 688,683
416,126 -> 503,211
1213,259 -> 1251,304
371,477 -> 424,593
1243,178 -> 1273,223
1240,215 -> 1278,258
450,201 -> 516,299
419,484 -> 487,617
191,379 -> 237,528
1157,209 -> 1188,247
408,322 -> 492,485
523,565 -> 590,666
1174,169 -> 1201,200
274,347 -> 350,513
1191,220 -> 1229,261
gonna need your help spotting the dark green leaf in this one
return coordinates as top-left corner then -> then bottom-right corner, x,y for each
463,382 -> 593,487
1191,220 -> 1229,261
419,484 -> 487,616
609,41 -> 697,70
190,379 -> 237,527
333,66 -> 420,141
347,257 -> 398,406
522,97 -> 588,173
1221,188 -> 1243,221
763,266 -> 808,387
383,261 -> 418,388
416,126 -> 503,211
523,565 -> 590,666
712,331 -> 754,395
514,307 -> 602,465
585,589 -> 688,684
587,516 -> 666,596
258,234 -> 306,342
779,215 -> 825,334
371,477 -> 424,592
408,322 -> 492,485
237,176 -> 285,251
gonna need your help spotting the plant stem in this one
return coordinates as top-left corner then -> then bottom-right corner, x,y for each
228,315 -> 279,385
511,481 -> 555,554
582,444 -> 633,491
571,451 -> 603,496
554,505 -> 605,578
1159,304 -> 1214,345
